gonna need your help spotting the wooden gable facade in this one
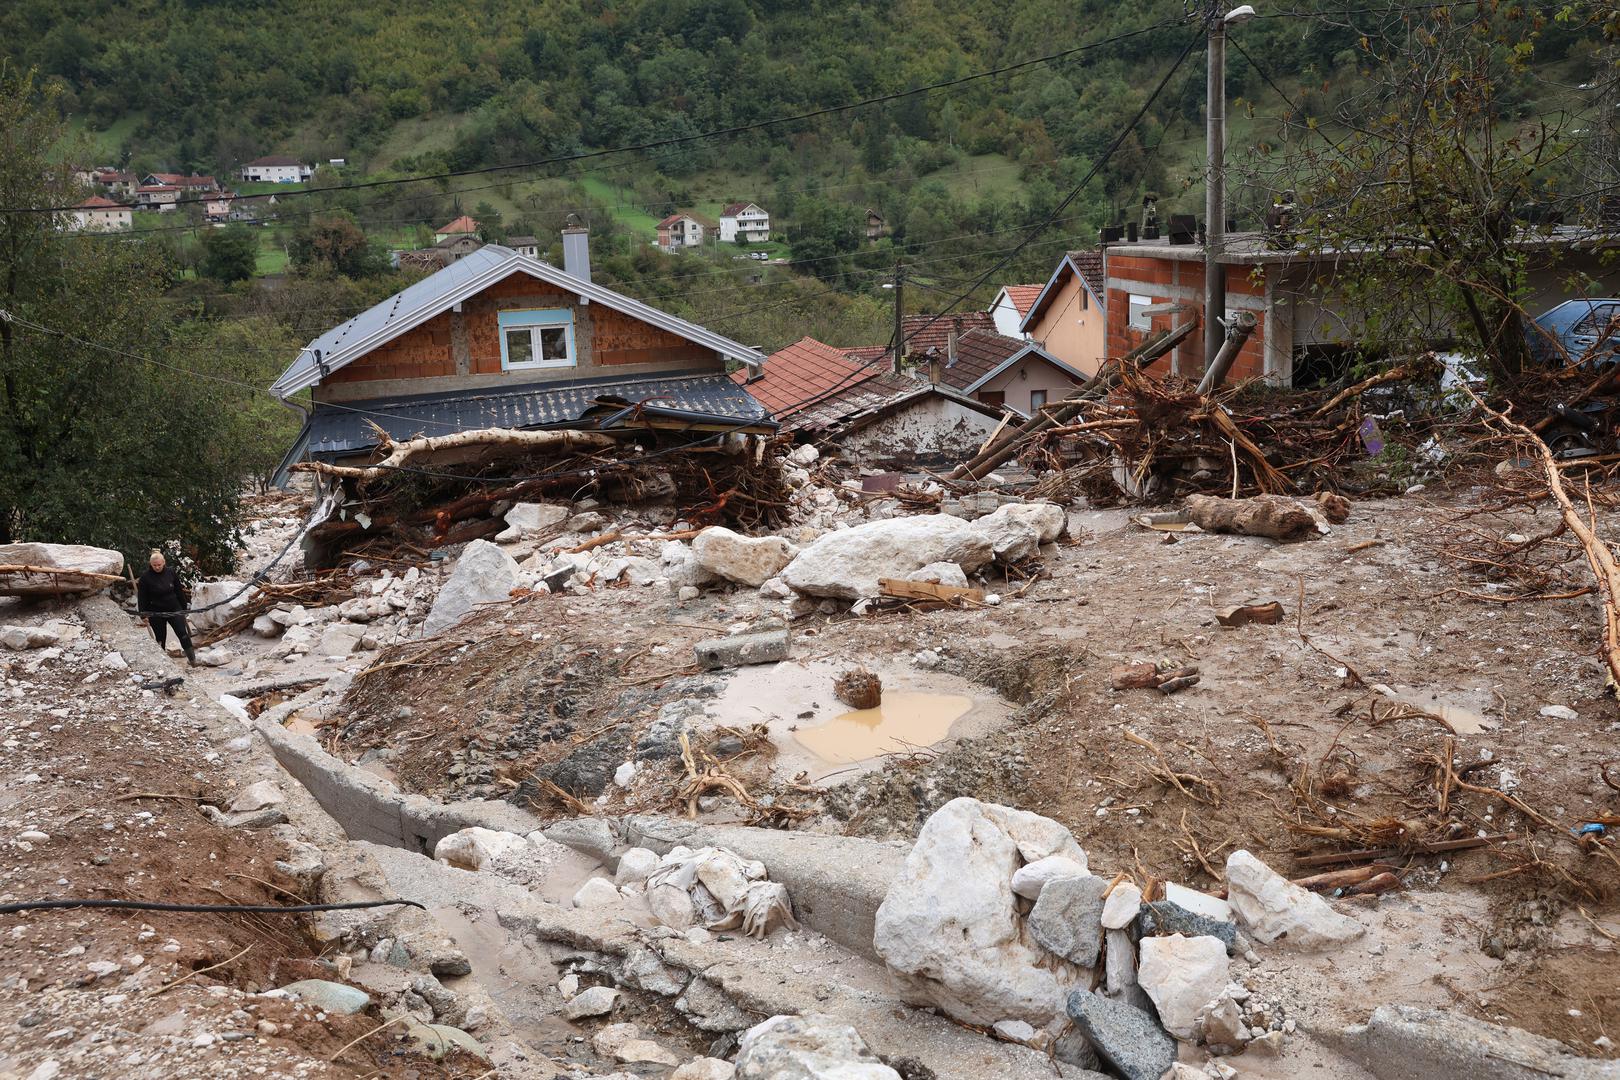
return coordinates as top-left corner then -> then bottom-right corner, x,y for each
315,270 -> 724,403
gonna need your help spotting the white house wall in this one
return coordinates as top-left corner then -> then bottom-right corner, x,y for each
838,397 -> 1000,461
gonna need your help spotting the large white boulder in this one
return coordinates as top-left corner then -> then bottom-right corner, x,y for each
692,527 -> 799,587
0,542 -> 123,597
1137,934 -> 1230,1038
661,541 -> 717,590
189,580 -> 258,630
782,516 -> 994,600
972,502 -> 1064,564
0,624 -> 60,650
734,1015 -> 899,1080
433,827 -> 532,872
873,798 -> 1087,1027
1225,849 -> 1365,949
424,540 -> 521,635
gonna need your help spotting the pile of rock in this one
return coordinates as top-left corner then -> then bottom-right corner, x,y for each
872,798 -> 1365,1078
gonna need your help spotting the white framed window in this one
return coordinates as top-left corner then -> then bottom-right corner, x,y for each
1029,389 -> 1048,411
498,308 -> 576,371
1128,293 -> 1153,330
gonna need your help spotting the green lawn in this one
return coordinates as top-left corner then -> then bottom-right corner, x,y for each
57,114 -> 143,162
579,174 -> 664,234
916,153 -> 1029,201
256,230 -> 289,274
370,114 -> 471,172
235,180 -> 307,197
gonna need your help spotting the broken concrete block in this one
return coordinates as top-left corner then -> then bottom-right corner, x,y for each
1328,1004 -> 1620,1080
1198,991 -> 1251,1052
251,614 -> 282,638
1164,881 -> 1232,921
1137,934 -> 1229,1038
615,847 -> 659,887
1225,849 -> 1364,949
1066,988 -> 1176,1080
694,628 -> 790,670
1139,899 -> 1237,954
692,526 -> 798,587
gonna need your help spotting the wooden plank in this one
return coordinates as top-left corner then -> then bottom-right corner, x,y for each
878,578 -> 985,604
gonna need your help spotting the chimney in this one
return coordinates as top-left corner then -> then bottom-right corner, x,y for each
562,225 -> 591,283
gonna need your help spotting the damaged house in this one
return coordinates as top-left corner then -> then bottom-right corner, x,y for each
734,336 -> 1005,465
270,229 -> 775,564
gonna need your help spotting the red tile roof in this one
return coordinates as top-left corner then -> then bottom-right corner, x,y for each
902,311 -> 994,354
147,172 -> 216,188
722,202 -> 763,217
1000,284 -> 1044,317
1067,250 -> 1104,299
76,196 -> 126,210
844,345 -> 890,368
938,328 -> 1027,390
730,336 -> 878,420
658,212 -> 703,229
436,215 -> 480,235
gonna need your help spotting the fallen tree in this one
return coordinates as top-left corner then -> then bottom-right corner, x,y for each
291,425 -> 618,484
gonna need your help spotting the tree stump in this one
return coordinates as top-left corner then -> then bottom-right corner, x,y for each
833,667 -> 883,710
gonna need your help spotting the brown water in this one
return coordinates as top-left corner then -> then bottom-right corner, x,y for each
794,692 -> 973,765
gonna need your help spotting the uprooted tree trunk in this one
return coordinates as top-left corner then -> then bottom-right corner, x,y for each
291,426 -> 618,484
1185,494 -> 1324,541
1470,388 -> 1620,691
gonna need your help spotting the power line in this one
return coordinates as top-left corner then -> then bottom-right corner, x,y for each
895,29 -> 1206,358
6,19 -> 1183,216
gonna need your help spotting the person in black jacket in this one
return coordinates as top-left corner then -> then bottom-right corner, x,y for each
136,551 -> 196,666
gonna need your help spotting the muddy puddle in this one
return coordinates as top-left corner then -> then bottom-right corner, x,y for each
794,693 -> 973,764
712,659 -> 1010,782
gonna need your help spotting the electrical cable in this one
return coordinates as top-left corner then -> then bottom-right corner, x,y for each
892,30 -> 1205,359
5,19 -> 1184,216
0,897 -> 425,915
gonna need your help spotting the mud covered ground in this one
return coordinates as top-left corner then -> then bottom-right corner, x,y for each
0,607 -> 486,1080
329,490 -> 1620,1059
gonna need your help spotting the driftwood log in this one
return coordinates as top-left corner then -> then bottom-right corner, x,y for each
292,427 -> 617,483
1184,494 -> 1323,541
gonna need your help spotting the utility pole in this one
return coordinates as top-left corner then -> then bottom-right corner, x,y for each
891,262 -> 906,374
1204,4 -> 1255,376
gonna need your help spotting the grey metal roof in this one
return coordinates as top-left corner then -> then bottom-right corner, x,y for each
270,244 -> 766,398
301,371 -> 773,458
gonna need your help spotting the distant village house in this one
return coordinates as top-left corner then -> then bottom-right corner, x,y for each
68,196 -> 132,232
239,155 -> 314,184
656,212 -> 707,251
1019,250 -> 1107,376
989,284 -> 1042,339
135,185 -> 182,212
865,208 -> 886,242
434,216 -> 481,244
143,172 -> 218,192
719,203 -> 770,244
505,235 -> 540,258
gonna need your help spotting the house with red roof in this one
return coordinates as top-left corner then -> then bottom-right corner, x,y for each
990,284 -> 1043,338
935,327 -> 1087,418
134,185 -> 183,211
68,196 -> 132,232
1020,250 -> 1107,376
434,216 -> 481,243
656,212 -> 708,251
731,335 -> 1004,462
142,172 -> 219,192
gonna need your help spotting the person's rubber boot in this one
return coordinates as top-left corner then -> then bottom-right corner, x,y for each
184,645 -> 198,667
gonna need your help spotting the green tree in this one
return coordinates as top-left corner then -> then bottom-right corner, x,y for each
0,69 -> 246,571
198,224 -> 258,283
287,210 -> 387,278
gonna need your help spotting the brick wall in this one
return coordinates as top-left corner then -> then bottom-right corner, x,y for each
324,311 -> 455,384
1105,254 -> 1267,383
